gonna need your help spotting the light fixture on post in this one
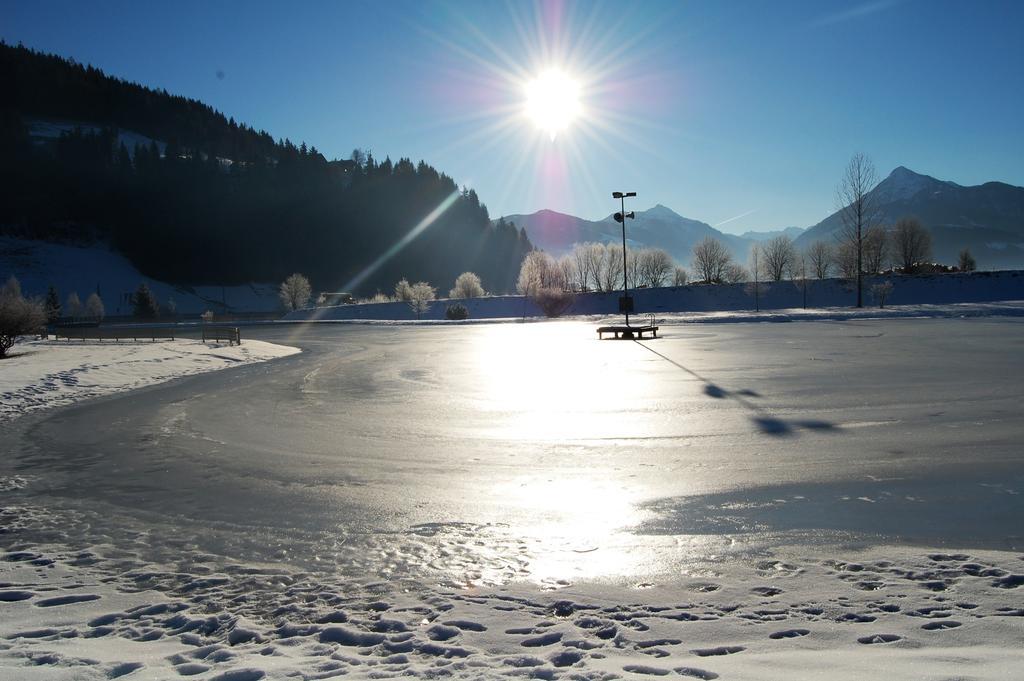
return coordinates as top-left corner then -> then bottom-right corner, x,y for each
612,191 -> 636,327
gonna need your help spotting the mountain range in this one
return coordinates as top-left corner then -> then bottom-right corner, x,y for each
793,167 -> 1024,269
503,167 -> 1024,270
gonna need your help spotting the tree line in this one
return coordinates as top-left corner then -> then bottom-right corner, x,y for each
0,43 -> 532,296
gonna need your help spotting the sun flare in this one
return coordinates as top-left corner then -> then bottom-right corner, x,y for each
523,69 -> 581,139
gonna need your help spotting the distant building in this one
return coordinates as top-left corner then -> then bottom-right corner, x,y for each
317,292 -> 354,307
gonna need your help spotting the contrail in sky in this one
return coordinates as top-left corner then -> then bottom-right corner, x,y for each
714,209 -> 757,228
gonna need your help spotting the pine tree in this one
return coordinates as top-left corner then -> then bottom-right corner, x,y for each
45,285 -> 61,322
132,283 -> 159,319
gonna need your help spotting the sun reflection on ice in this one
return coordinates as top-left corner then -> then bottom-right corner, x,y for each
469,322 -> 653,442
468,323 -> 668,582
492,473 -> 654,583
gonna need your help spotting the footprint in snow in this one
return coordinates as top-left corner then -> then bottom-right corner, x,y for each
675,668 -> 719,680
857,634 -> 901,644
769,629 -> 810,639
35,594 -> 101,607
622,664 -> 671,676
691,646 -> 744,657
922,620 -> 962,631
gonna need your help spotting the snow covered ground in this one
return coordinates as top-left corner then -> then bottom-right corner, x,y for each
1,320 -> 1022,679
0,338 -> 300,421
1,541 -> 1021,680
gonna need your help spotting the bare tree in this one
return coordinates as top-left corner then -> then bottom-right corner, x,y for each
601,244 -> 625,292
633,248 -> 652,288
723,263 -> 748,284
85,292 -> 105,320
836,153 -> 880,307
626,248 -> 641,289
762,235 -> 796,281
807,241 -> 834,279
692,236 -> 732,283
836,240 -> 858,280
449,271 -> 485,299
673,267 -> 689,286
791,253 -> 810,309
517,251 -> 563,295
557,256 -> 576,292
279,273 -> 312,311
891,217 -> 932,272
745,244 -> 768,311
862,225 -> 889,274
516,251 -> 573,316
958,248 -> 977,272
1,276 -> 46,358
635,248 -> 674,288
570,244 -> 592,291
585,243 -> 606,291
408,281 -> 436,319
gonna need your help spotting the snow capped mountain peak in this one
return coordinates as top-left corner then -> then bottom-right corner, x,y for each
641,203 -> 682,220
875,166 -> 960,203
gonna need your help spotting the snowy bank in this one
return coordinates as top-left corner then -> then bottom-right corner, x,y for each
0,236 -> 280,314
279,300 -> 1024,328
632,300 -> 1024,325
285,270 -> 1024,321
0,338 -> 300,421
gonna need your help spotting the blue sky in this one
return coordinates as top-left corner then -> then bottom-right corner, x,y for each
2,0 -> 1022,233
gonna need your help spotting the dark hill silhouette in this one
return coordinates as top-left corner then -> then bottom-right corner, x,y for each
0,42 -> 531,294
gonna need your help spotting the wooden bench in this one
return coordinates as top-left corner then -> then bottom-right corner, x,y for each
202,326 -> 241,345
597,324 -> 659,340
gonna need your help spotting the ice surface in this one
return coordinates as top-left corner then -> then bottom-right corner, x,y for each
1,319 -> 1022,678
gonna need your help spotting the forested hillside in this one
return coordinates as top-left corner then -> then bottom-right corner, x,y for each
0,43 -> 531,294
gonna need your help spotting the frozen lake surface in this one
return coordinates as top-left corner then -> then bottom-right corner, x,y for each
2,318 -> 1023,678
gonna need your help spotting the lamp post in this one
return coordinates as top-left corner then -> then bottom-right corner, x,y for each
612,191 -> 636,326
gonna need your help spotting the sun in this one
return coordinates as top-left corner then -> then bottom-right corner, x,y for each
523,69 -> 582,140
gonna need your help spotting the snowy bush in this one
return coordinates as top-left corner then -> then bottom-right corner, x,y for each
394,278 -> 414,302
870,280 -> 894,308
445,303 -> 469,320
85,292 -> 105,321
533,288 -> 574,318
0,276 -> 46,359
449,272 -> 485,299
65,291 -> 82,319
